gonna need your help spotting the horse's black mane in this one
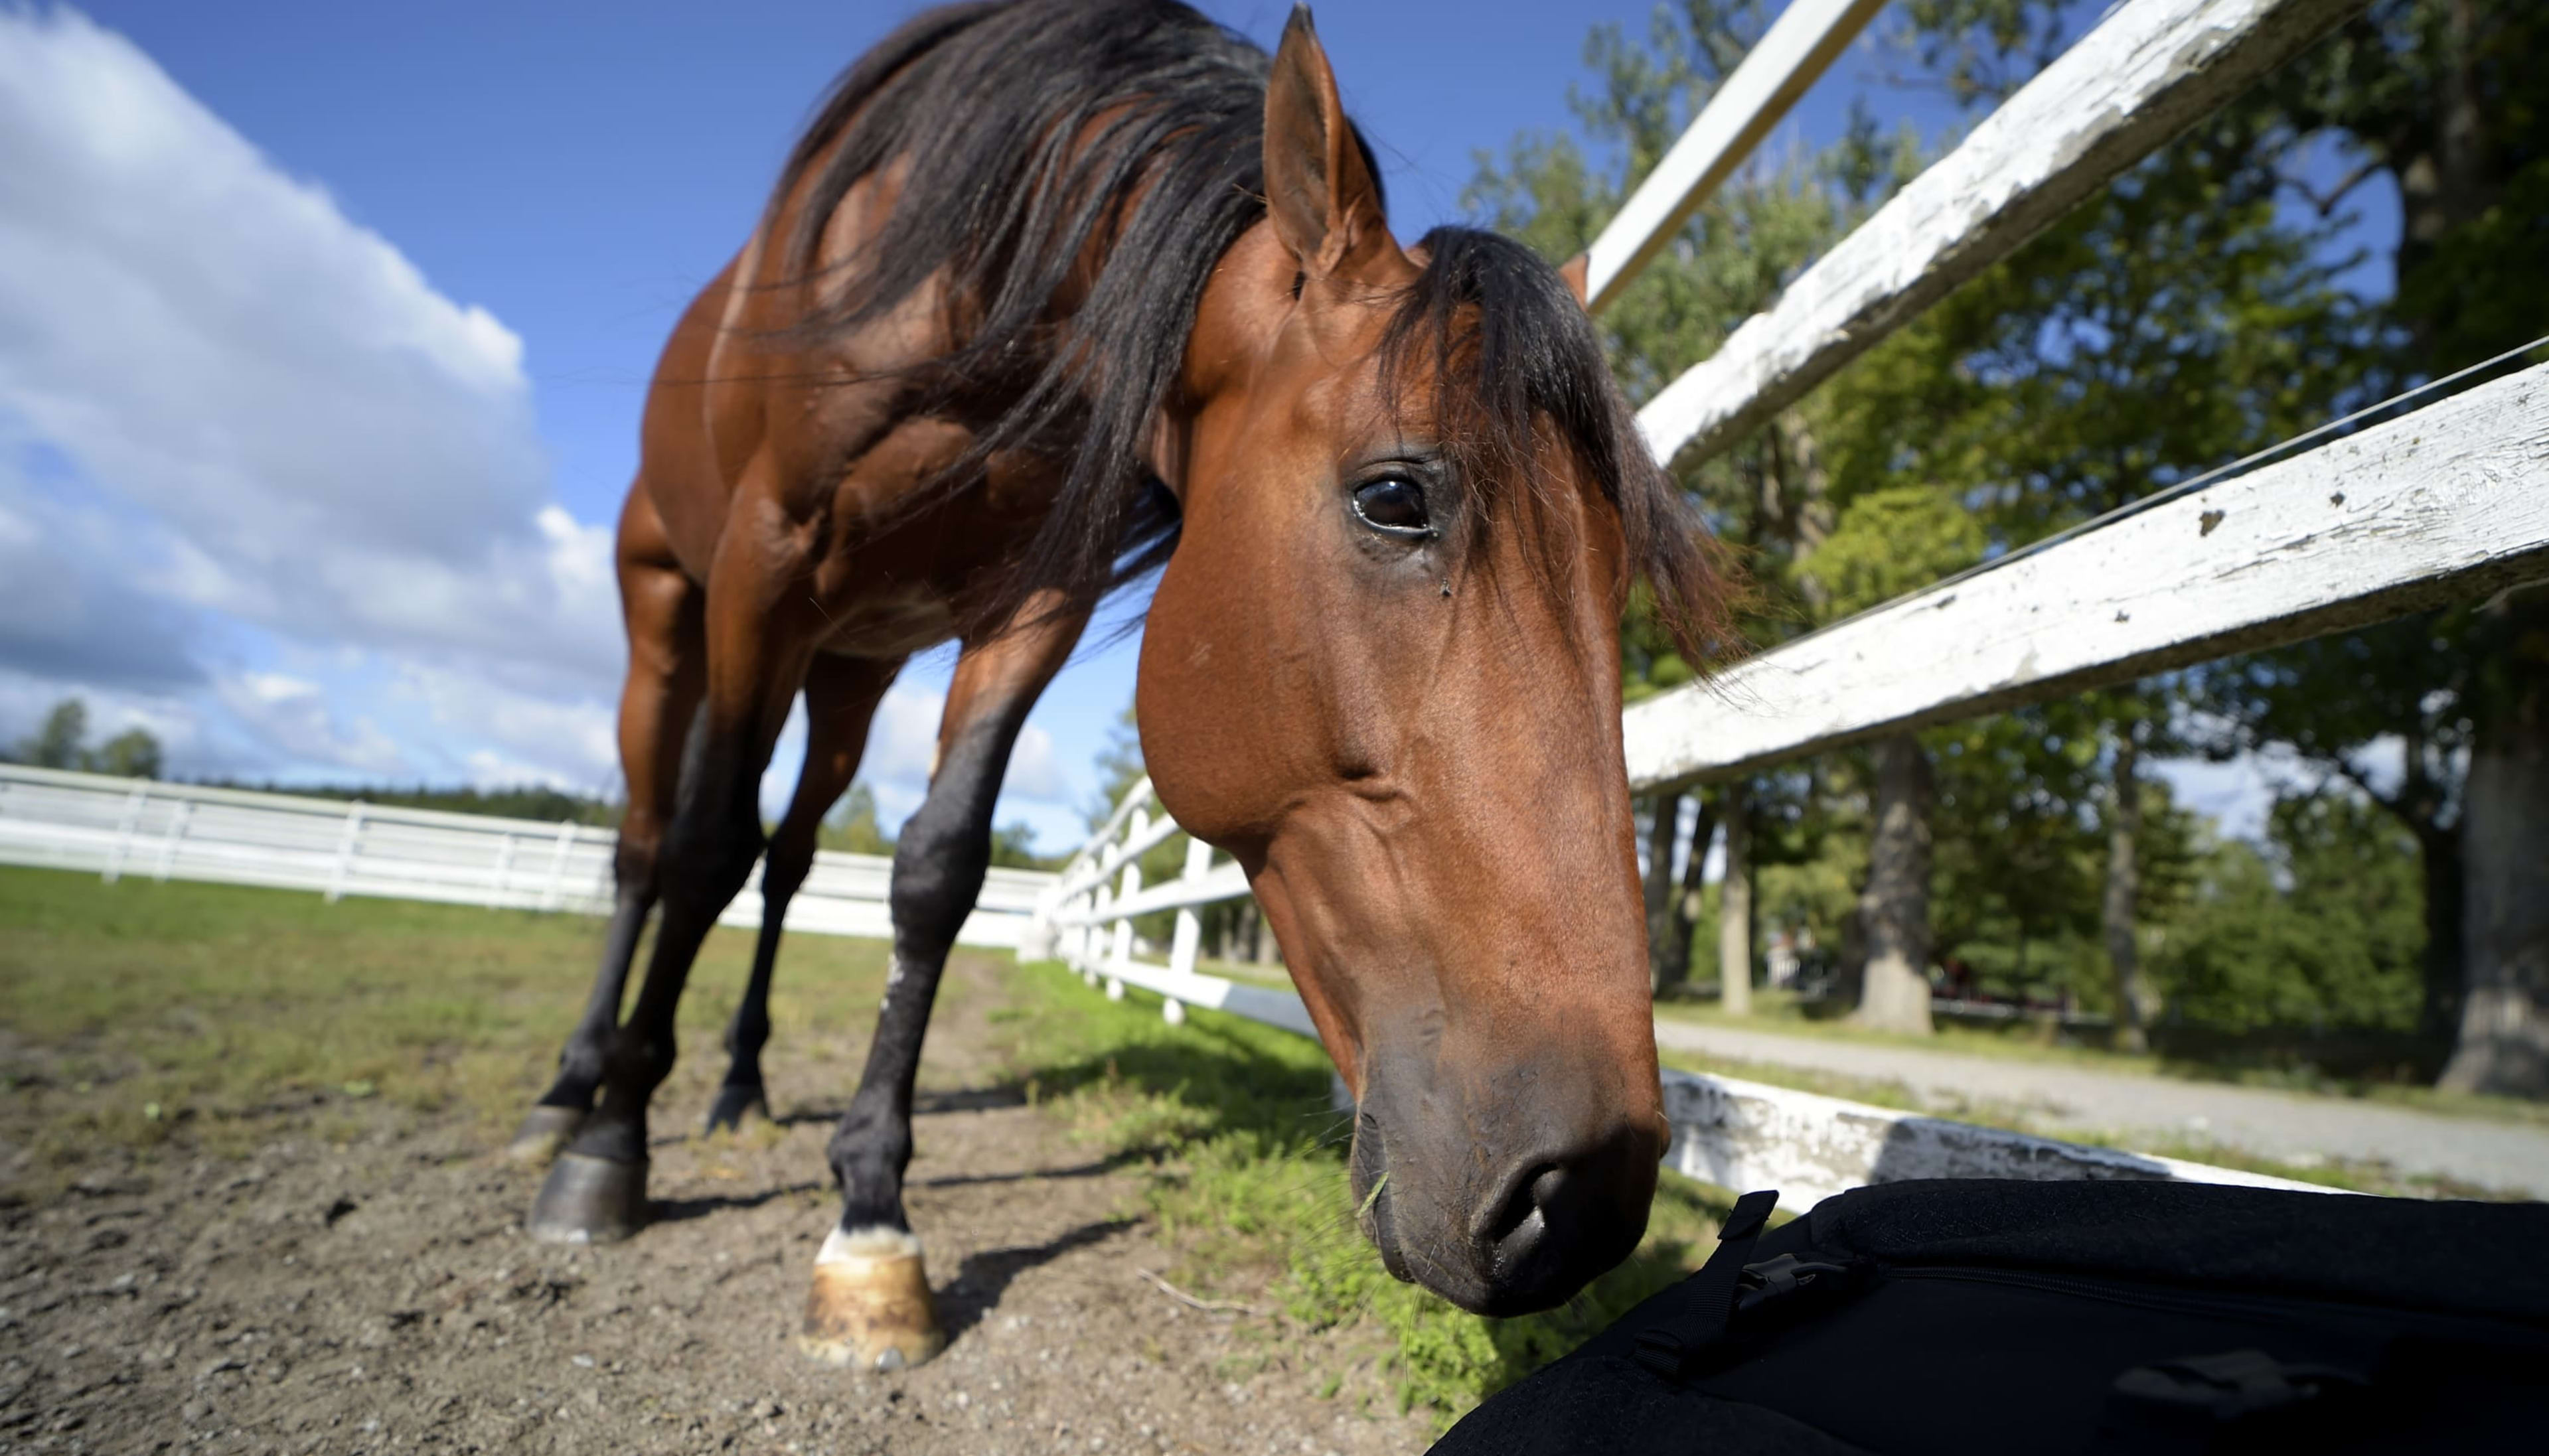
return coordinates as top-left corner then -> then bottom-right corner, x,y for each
779,0 -> 1726,659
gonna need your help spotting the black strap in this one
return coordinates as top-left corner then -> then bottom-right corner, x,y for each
1634,1188 -> 1780,1378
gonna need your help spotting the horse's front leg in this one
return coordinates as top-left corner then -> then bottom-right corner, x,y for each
801,594 -> 1087,1371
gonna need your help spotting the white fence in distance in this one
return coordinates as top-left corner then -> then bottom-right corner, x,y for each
0,764 -> 1052,950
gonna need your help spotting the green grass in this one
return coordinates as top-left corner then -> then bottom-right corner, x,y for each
998,962 -> 1734,1423
0,865 -> 891,1178
1654,990 -> 2549,1129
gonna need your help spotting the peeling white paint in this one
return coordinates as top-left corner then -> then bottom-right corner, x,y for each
1636,0 -> 2365,469
1626,364 -> 2549,789
1660,1070 -> 2333,1207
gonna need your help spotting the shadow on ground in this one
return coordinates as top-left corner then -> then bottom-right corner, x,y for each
939,1215 -> 1142,1338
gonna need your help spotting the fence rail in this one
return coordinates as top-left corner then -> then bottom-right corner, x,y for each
0,764 -> 1052,949
1626,361 -> 2549,788
1632,0 -> 2366,470
1581,0 -> 1889,313
1027,783 -> 2325,1197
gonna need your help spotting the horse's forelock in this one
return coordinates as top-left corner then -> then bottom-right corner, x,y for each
1377,228 -> 1738,672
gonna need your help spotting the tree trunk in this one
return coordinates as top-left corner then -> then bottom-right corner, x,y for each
2103,731 -> 2155,1053
1771,410 -> 1837,617
1656,800 -> 1717,1001
1718,783 -> 1752,1015
1851,735 -> 1935,1034
2440,587 -> 2549,1096
2415,821 -> 2466,1058
1642,794 -> 1683,995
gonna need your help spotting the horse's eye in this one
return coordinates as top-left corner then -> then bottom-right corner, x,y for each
1352,476 -> 1432,537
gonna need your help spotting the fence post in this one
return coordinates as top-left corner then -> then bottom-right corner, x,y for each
1106,810 -> 1146,999
100,784 -> 147,885
488,832 -> 518,910
1085,883 -> 1111,987
1164,835 -> 1212,1025
325,802 -> 366,903
1075,886 -> 1099,968
153,798 -> 191,882
540,819 -> 578,910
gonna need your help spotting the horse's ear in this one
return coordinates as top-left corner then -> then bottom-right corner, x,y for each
1264,5 -> 1388,280
1558,253 -> 1591,308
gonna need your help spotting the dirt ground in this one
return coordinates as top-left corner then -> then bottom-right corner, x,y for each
0,952 -> 1437,1456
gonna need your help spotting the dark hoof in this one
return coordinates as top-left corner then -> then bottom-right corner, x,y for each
704,1083 -> 770,1136
525,1152 -> 648,1244
506,1104 -> 586,1165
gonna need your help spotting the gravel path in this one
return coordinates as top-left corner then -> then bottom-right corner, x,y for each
1653,1019 -> 2549,1199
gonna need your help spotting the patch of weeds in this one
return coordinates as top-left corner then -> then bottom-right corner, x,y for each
1002,962 -> 1732,1425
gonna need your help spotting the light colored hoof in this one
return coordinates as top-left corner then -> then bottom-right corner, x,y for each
505,1104 -> 585,1164
799,1228 -> 947,1372
525,1152 -> 647,1244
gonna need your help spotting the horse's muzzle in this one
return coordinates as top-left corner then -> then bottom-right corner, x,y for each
1351,1082 -> 1661,1318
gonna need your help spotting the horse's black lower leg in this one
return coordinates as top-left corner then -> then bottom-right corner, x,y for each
704,654 -> 899,1135
506,859 -> 657,1162
526,750 -> 764,1243
801,715 -> 1028,1369
705,866 -> 800,1135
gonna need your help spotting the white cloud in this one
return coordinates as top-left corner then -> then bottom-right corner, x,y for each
0,7 -> 620,783
212,671 -> 402,774
389,663 -> 620,792
868,687 -> 945,786
464,747 -> 583,793
1005,724 -> 1066,801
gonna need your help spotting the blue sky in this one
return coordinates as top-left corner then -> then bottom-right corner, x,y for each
0,0 -> 2392,851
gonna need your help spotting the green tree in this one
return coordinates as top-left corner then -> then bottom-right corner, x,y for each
986,820 -> 1061,872
2155,793 -> 2425,1037
92,727 -> 163,780
2183,0 -> 2549,1088
19,697 -> 90,769
1938,0 -> 2549,1092
819,781 -> 895,857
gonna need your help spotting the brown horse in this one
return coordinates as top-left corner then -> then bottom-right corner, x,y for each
509,0 -> 1727,1369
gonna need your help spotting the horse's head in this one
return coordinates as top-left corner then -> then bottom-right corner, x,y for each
1136,9 -> 1727,1317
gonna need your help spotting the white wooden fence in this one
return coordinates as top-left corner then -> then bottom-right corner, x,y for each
0,763 -> 1052,950
1020,0 -> 2549,1202
1028,778 -> 2324,1197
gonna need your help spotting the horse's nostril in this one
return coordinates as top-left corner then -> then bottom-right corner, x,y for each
1456,1135 -> 1654,1317
1482,1163 -> 1561,1263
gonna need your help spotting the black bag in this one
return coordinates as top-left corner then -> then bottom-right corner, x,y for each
1430,1179 -> 2549,1455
